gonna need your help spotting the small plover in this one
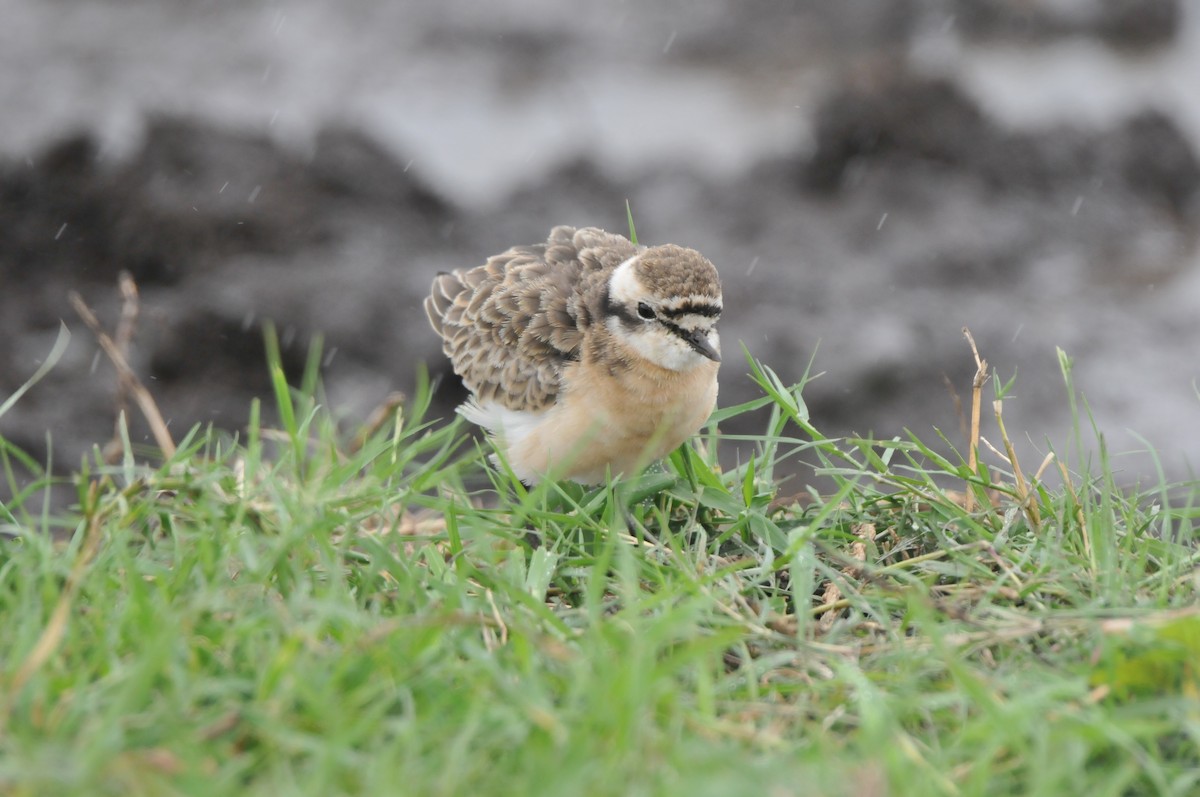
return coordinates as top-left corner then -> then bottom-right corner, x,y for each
425,225 -> 722,484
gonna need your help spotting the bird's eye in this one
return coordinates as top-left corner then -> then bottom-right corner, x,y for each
637,302 -> 656,320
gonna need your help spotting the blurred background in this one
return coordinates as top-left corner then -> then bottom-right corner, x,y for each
1,0 -> 1198,494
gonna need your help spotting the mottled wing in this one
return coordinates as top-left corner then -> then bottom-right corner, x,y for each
424,226 -> 638,411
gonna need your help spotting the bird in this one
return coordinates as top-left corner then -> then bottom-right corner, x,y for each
424,225 -> 722,485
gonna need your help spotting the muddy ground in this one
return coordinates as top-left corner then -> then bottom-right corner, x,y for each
2,0 -> 1198,501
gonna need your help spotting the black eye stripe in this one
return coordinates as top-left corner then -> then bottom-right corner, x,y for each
606,297 -> 721,329
659,303 -> 722,319
664,320 -> 708,340
606,297 -> 640,326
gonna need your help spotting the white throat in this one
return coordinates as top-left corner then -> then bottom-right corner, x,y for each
607,317 -> 719,372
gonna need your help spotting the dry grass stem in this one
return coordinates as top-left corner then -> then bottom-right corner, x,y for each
112,272 -> 141,401
994,399 -> 1041,531
1057,460 -> 1094,571
1033,452 -> 1057,482
349,391 -> 407,454
70,289 -> 176,459
962,328 -> 989,513
1098,606 -> 1200,635
103,271 -> 142,462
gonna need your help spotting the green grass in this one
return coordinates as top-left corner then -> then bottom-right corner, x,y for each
1,332 -> 1199,797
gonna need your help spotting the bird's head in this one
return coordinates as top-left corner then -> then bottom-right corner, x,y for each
605,244 -> 722,371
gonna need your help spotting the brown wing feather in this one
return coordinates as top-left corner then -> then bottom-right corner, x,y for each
424,225 -> 639,411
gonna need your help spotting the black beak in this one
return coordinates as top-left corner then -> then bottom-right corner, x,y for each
684,328 -> 720,362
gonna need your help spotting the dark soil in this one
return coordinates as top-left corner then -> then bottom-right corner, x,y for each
2,0 -> 1197,503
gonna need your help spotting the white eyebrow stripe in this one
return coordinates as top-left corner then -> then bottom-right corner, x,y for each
667,313 -> 718,330
608,256 -> 643,304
